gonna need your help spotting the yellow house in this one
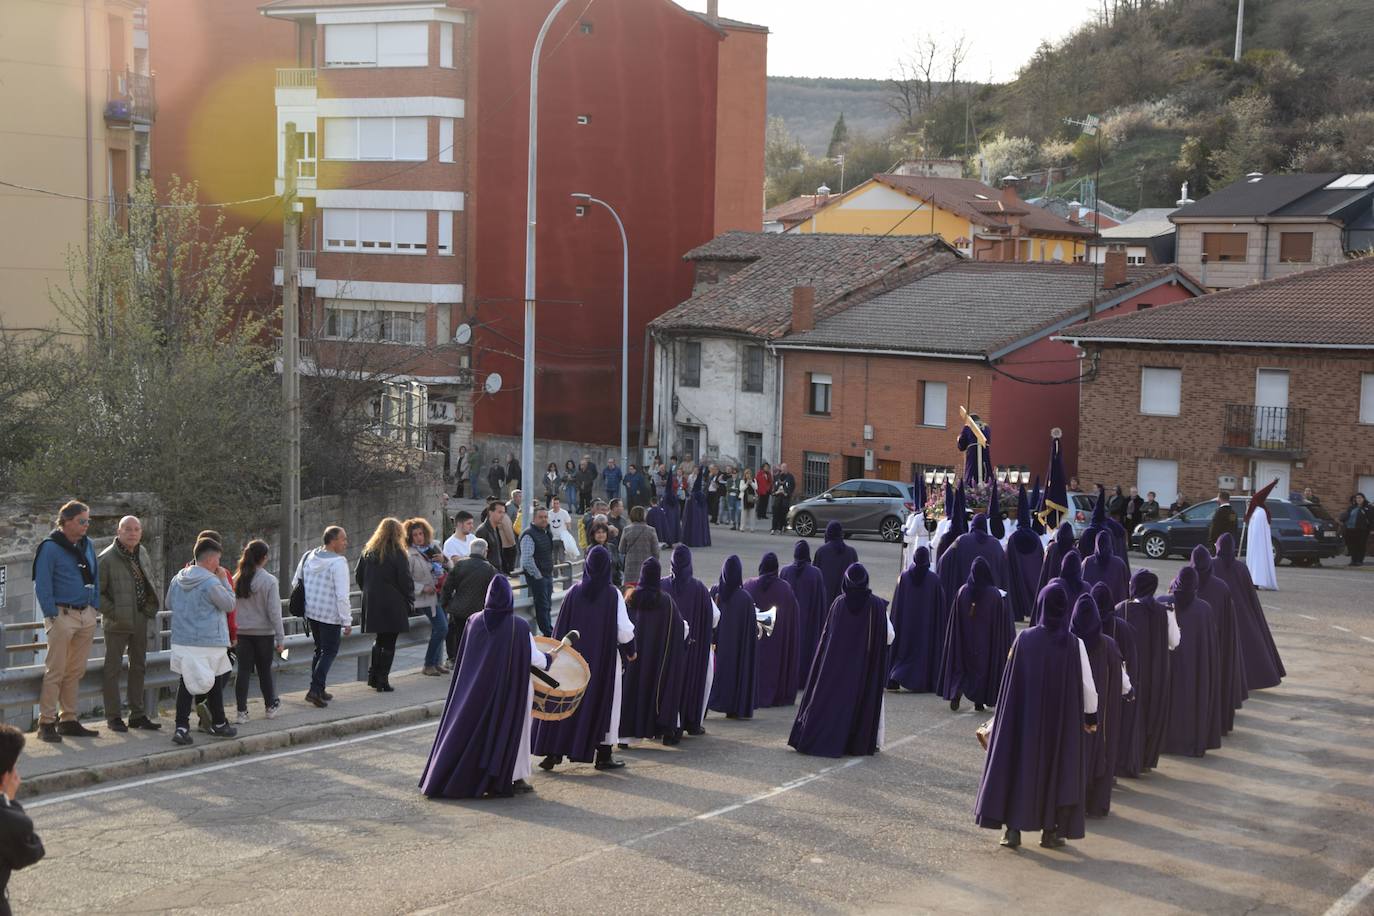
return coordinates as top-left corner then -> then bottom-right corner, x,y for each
794,173 -> 1094,263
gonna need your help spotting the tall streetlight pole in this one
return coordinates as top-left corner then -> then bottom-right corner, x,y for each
571,193 -> 629,497
521,0 -> 572,515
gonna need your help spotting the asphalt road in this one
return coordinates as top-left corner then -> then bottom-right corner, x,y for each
12,527 -> 1374,915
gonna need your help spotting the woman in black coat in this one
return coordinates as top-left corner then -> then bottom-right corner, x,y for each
355,516 -> 414,692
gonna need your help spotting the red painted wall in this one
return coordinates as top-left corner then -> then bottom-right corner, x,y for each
467,0 -> 724,444
991,280 -> 1195,475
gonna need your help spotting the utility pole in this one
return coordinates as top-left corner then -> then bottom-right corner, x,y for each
1233,0 -> 1245,62
282,122 -> 302,586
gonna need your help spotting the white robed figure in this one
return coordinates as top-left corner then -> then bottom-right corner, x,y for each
1244,479 -> 1280,591
902,509 -> 931,571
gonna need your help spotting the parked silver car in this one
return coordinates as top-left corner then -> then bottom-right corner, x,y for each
787,478 -> 915,542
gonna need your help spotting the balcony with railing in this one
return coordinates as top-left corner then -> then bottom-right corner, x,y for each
274,249 -> 317,288
1221,405 -> 1307,458
104,70 -> 156,126
275,67 -> 317,112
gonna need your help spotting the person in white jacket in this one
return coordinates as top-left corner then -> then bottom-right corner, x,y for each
294,526 -> 353,708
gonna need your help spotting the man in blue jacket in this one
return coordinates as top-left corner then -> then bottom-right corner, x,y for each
31,501 -> 101,743
602,457 -> 623,501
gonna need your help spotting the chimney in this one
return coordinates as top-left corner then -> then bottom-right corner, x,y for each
706,0 -> 719,24
1102,245 -> 1128,289
791,285 -> 816,333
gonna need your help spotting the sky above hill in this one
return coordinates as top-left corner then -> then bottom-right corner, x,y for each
678,0 -> 1095,82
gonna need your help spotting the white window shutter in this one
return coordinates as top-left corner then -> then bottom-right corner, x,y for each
377,22 -> 428,67
924,381 -> 947,427
1362,374 -> 1374,425
325,24 -> 376,67
394,211 -> 428,252
437,211 -> 453,255
359,210 -> 393,249
323,118 -> 357,160
1140,367 -> 1182,416
439,118 -> 454,163
394,118 -> 428,161
440,22 -> 454,68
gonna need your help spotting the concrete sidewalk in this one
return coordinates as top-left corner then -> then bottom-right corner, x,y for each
19,640 -> 450,798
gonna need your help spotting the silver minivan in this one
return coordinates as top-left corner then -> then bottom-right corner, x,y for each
787,478 -> 915,542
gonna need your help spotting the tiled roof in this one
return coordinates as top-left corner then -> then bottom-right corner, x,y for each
777,262 -> 1183,357
1097,208 -> 1177,240
1170,173 -> 1339,219
1059,256 -> 1374,348
653,232 -> 959,338
763,194 -> 832,226
871,175 -> 1096,238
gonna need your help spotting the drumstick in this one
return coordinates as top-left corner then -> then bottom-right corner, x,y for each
531,666 -> 561,689
548,629 -> 580,657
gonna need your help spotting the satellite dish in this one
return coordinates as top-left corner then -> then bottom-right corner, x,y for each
484,373 -> 503,395
453,323 -> 472,345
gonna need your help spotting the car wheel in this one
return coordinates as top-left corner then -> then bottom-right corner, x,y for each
1272,540 -> 1284,567
792,511 -> 816,538
1143,533 -> 1167,560
879,516 -> 902,543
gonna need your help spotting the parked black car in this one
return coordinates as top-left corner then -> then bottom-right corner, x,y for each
1131,498 -> 1342,565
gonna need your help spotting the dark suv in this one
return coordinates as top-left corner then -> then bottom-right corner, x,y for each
1131,499 -> 1342,565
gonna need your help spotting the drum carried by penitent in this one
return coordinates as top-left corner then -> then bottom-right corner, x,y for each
532,636 -> 591,721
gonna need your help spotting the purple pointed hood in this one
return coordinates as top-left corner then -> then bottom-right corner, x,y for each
1171,565 -> 1199,610
792,539 -> 812,565
1091,582 -> 1116,621
1035,583 -> 1071,640
670,544 -> 693,579
717,555 -> 744,602
482,575 -> 515,630
1016,484 -> 1031,529
582,545 -> 614,599
757,552 -> 780,589
1189,543 -> 1215,588
1130,568 -> 1159,599
638,556 -> 662,595
1071,592 -> 1102,649
824,521 -> 844,543
1059,549 -> 1084,585
840,562 -> 871,613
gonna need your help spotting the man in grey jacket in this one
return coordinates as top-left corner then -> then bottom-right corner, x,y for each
293,526 -> 353,709
97,516 -> 161,732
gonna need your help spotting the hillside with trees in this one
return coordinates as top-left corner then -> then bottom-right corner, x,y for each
766,0 -> 1374,210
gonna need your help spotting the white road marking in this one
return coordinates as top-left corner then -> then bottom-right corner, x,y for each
1325,863 -> 1374,916
1331,626 -> 1352,633
26,721 -> 437,809
1362,636 -> 1374,644
1298,614 -> 1317,620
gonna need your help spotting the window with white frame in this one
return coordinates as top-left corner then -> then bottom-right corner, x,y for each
324,117 -> 427,161
1361,373 -> 1374,424
323,209 -> 428,254
920,380 -> 947,427
809,372 -> 832,415
440,22 -> 454,68
439,118 -> 454,163
437,211 -> 453,255
324,299 -> 426,344
1136,458 -> 1179,508
324,22 -> 428,68
1140,367 -> 1182,416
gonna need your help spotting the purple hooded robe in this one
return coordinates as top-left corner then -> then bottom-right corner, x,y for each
707,555 -> 757,719
531,546 -> 630,763
420,577 -> 545,798
619,557 -> 687,740
813,521 -> 859,609
781,540 -> 828,681
887,546 -> 946,692
974,584 -> 1087,840
1190,544 -> 1246,733
747,553 -> 803,708
647,481 -> 679,546
1071,592 -> 1123,818
680,470 -> 711,548
1213,533 -> 1285,690
1163,567 -> 1221,758
1094,583 -> 1142,779
1006,486 -> 1045,623
1121,569 -> 1172,771
939,557 -> 1014,708
665,545 -> 715,734
1037,523 -> 1076,595
1083,530 -> 1130,608
1039,549 -> 1087,626
788,563 -> 889,758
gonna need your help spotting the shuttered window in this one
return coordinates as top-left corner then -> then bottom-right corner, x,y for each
1279,232 -> 1313,263
1202,232 -> 1247,262
1140,367 -> 1182,416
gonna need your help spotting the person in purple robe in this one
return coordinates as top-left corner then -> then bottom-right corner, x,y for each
1094,583 -> 1142,779
747,553 -> 803,708
1213,533 -> 1285,691
1163,567 -> 1220,757
813,521 -> 858,610
1040,549 -> 1087,625
665,545 -> 717,737
1005,486 -> 1045,623
1028,478 -> 1046,536
886,546 -> 946,693
1077,485 -> 1110,556
937,514 -> 1010,601
956,412 -> 991,489
420,577 -> 551,799
781,540 -> 827,682
1190,544 -> 1246,734
680,467 -> 711,548
935,483 -> 968,562
939,557 -> 1014,712
533,545 -> 637,772
1083,530 -> 1130,608
1121,569 -> 1176,771
646,481 -> 679,547
974,584 -> 1097,849
1070,592 -> 1126,818
1037,522 -> 1076,594
789,563 -> 891,758
707,555 -> 757,719
619,557 -> 687,746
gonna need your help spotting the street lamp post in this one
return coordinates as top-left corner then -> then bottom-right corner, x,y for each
521,0 -> 572,515
572,193 -> 629,497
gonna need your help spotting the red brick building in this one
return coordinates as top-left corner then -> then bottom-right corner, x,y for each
775,258 -> 1201,496
1060,256 -> 1374,509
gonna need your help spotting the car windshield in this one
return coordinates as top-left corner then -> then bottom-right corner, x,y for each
1179,502 -> 1219,521
828,482 -> 863,499
860,481 -> 902,498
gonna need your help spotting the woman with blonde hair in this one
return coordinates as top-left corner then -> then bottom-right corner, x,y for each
405,516 -> 451,676
355,517 -> 414,692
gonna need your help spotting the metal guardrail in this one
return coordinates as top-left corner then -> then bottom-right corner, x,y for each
0,559 -> 583,725
276,68 -> 317,89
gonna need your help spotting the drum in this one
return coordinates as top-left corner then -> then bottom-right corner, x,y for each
532,636 -> 591,722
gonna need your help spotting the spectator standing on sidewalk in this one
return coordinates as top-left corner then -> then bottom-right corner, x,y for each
602,457 -> 623,502
356,518 -> 414,692
1345,493 -> 1371,566
167,538 -> 238,746
440,540 -> 498,664
505,454 -> 522,500
771,463 -> 797,534
32,500 -> 100,743
577,457 -> 598,514
406,517 -> 450,676
98,515 -> 161,733
1208,491 -> 1239,548
0,725 -> 45,911
442,511 -> 479,561
738,469 -> 758,532
1169,493 -> 1189,516
295,526 -> 353,708
721,466 -> 739,529
756,463 -> 772,524
520,505 -> 556,636
561,459 -> 579,509
232,540 -> 283,724
453,445 -> 470,499
619,506 -> 660,586
487,458 -> 505,500
543,463 -> 561,507
1142,491 -> 1161,521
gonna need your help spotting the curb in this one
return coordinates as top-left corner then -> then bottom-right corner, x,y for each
19,700 -> 446,800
